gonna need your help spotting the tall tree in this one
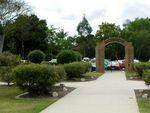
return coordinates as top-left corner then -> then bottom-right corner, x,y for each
122,18 -> 150,61
0,0 -> 30,53
4,14 -> 48,58
77,16 -> 92,37
76,16 -> 95,57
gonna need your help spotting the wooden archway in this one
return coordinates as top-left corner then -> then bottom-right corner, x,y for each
96,38 -> 134,73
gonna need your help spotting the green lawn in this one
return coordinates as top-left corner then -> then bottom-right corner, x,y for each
0,86 -> 57,113
138,99 -> 150,113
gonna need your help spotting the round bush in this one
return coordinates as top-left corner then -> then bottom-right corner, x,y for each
64,62 -> 91,79
13,64 -> 64,95
143,70 -> 150,85
28,50 -> 46,63
57,50 -> 77,64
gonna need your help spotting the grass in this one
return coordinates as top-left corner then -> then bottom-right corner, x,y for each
85,72 -> 103,77
0,86 -> 57,113
138,99 -> 150,113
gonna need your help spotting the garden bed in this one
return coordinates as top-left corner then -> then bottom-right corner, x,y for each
17,86 -> 75,98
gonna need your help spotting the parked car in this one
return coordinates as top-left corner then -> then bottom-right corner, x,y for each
82,57 -> 90,62
90,58 -> 111,71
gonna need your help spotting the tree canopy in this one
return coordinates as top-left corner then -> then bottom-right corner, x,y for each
4,14 -> 48,58
77,16 -> 92,37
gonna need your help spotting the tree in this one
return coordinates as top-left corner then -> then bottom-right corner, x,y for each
76,16 -> 95,57
47,26 -> 75,60
4,14 -> 48,58
96,22 -> 121,41
122,18 -> 150,61
96,22 -> 123,60
77,16 -> 92,37
0,0 -> 30,53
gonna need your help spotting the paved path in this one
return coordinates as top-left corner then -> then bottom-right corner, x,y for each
41,71 -> 148,113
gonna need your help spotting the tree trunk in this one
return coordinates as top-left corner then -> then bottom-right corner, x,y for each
0,34 -> 4,53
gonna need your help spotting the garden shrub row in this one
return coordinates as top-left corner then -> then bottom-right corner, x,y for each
12,62 -> 91,95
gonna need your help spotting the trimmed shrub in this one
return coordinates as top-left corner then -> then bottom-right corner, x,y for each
134,62 -> 150,77
0,52 -> 21,85
64,62 -> 91,79
28,50 -> 46,63
13,64 -> 62,95
143,70 -> 150,85
57,50 -> 77,64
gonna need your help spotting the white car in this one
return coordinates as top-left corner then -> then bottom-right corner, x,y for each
49,59 -> 57,63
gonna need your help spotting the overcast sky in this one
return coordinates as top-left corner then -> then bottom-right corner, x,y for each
25,0 -> 150,35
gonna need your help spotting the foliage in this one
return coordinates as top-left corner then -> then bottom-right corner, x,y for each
53,65 -> 66,81
76,16 -> 95,57
0,52 -> 21,85
74,51 -> 82,61
46,26 -> 75,60
0,0 -> 30,53
0,51 -> 21,66
4,14 -> 48,58
77,16 -> 92,37
64,62 -> 91,79
57,50 -> 78,64
28,50 -> 46,63
143,70 -> 150,85
75,34 -> 96,58
13,64 -> 62,95
122,18 -> 150,61
96,22 -> 121,41
134,62 -> 150,77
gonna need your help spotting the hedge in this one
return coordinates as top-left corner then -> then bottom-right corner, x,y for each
64,62 -> 91,79
13,64 -> 65,95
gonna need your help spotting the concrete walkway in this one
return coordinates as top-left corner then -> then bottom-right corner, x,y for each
41,71 -> 148,113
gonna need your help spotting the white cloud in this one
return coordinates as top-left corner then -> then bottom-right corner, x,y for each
25,0 -> 150,35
